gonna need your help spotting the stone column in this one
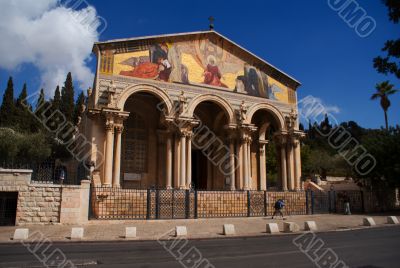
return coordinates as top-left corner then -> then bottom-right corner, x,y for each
259,141 -> 267,191
186,132 -> 192,189
166,134 -> 172,189
243,139 -> 250,190
247,139 -> 252,189
104,119 -> 114,186
236,142 -> 243,190
294,139 -> 302,190
286,142 -> 295,191
280,140 -> 288,191
112,124 -> 123,187
179,132 -> 186,189
229,140 -> 236,190
173,135 -> 180,188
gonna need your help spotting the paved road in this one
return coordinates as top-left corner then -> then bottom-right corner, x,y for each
0,226 -> 399,268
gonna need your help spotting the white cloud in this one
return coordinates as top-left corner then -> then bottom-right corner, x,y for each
298,95 -> 341,125
0,0 -> 105,95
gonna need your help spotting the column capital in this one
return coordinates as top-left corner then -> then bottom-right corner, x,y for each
178,129 -> 193,138
102,109 -> 129,131
292,138 -> 301,148
244,136 -> 252,144
115,124 -> 124,134
105,121 -> 114,132
273,133 -> 287,146
259,141 -> 267,153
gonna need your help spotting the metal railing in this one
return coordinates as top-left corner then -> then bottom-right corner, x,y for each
89,187 -> 399,220
0,160 -> 85,185
90,187 -> 313,220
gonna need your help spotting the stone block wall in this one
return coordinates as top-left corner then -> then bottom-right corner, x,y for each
0,169 -> 90,225
17,185 -> 61,224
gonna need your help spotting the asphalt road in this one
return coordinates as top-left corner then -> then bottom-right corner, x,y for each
0,226 -> 399,268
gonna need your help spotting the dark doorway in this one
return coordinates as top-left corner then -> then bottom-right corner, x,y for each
0,192 -> 18,226
192,150 -> 208,190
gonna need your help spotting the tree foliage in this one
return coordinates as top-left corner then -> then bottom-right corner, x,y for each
0,77 -> 16,127
0,73 -> 86,165
373,0 -> 400,78
0,128 -> 51,164
60,72 -> 75,123
371,81 -> 398,130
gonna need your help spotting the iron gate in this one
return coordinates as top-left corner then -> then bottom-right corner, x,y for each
156,189 -> 195,219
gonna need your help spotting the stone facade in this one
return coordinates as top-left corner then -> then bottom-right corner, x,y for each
0,169 -> 90,225
84,31 -> 305,192
18,185 -> 61,224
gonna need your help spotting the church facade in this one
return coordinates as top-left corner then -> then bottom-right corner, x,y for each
85,30 -> 304,191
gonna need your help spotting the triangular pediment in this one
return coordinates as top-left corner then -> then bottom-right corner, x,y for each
95,31 -> 300,103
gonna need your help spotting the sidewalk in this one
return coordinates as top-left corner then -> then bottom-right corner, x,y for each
0,213 -> 399,243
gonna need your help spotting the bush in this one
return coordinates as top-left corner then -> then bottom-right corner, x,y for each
0,128 -> 51,164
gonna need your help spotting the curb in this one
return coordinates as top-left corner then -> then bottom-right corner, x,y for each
0,224 -> 398,245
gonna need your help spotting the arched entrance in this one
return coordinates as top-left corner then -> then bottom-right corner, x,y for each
191,101 -> 231,190
250,109 -> 281,190
122,92 -> 168,188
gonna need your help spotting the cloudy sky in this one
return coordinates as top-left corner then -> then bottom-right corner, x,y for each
0,0 -> 398,129
0,0 -> 100,95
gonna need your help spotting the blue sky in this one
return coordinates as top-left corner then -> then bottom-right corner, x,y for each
0,0 -> 398,129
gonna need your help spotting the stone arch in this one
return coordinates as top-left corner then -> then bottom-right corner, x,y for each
116,84 -> 174,116
245,103 -> 285,130
258,122 -> 271,141
187,94 -> 236,124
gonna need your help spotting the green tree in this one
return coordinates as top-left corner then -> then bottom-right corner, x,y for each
52,85 -> 61,112
73,91 -> 85,125
0,128 -> 52,164
265,140 -> 278,186
0,77 -> 16,127
373,0 -> 400,78
60,72 -> 75,123
15,83 -> 35,132
370,81 -> 398,130
0,128 -> 20,163
355,127 -> 400,190
35,88 -> 46,113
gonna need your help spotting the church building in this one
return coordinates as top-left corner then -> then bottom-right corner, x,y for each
85,30 -> 304,191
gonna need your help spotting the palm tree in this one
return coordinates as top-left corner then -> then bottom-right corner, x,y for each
371,81 -> 398,130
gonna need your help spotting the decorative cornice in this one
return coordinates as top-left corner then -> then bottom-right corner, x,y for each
98,74 -> 294,111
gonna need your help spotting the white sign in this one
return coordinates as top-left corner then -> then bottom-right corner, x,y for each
124,173 -> 142,181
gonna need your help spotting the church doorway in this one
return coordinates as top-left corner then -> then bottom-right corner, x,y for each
192,101 -> 230,190
191,149 -> 208,189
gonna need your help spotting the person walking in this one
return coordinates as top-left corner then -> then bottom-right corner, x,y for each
343,193 -> 351,215
272,199 -> 286,219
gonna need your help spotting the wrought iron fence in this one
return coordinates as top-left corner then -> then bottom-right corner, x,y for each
0,160 -> 85,185
334,190 -> 364,213
197,190 -> 248,218
89,187 -> 397,220
90,187 -> 148,220
266,191 -> 308,216
90,188 -> 314,220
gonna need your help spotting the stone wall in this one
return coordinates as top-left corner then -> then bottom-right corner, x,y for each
0,169 -> 90,225
18,185 -> 61,224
